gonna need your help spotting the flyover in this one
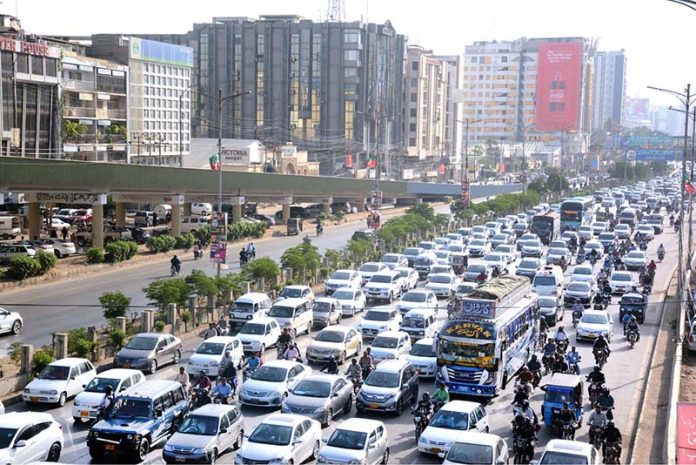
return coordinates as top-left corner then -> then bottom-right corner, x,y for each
0,157 -> 523,246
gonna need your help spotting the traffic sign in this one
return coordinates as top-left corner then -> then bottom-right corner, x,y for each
626,150 -> 636,161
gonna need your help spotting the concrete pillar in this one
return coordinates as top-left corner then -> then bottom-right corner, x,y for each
21,344 -> 34,379
115,317 -> 127,333
322,197 -> 333,216
283,268 -> 293,283
242,282 -> 252,294
92,203 -> 105,249
256,277 -> 265,292
171,204 -> 182,237
357,198 -> 367,212
231,196 -> 244,224
142,310 -> 154,332
206,295 -> 216,323
280,196 -> 293,225
55,332 -> 68,360
27,202 -> 41,240
168,304 -> 177,334
115,203 -> 126,228
183,203 -> 192,217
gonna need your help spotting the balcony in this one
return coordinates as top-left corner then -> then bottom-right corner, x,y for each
96,108 -> 127,120
62,79 -> 95,92
64,107 -> 96,118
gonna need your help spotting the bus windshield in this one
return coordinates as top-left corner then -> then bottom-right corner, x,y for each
438,339 -> 495,368
561,203 -> 582,221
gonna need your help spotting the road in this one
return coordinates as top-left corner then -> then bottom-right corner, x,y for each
3,214 -> 680,464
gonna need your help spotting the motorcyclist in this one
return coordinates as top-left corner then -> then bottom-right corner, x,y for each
217,316 -> 229,336
512,414 -> 537,444
246,242 -> 256,259
658,244 -> 666,259
596,386 -> 616,420
542,340 -> 557,369
202,322 -> 218,340
97,385 -> 116,420
211,378 -> 233,404
322,356 -> 339,375
601,421 -> 623,458
566,346 -> 581,375
554,326 -> 569,351
623,314 -> 640,339
592,334 -> 611,363
345,358 -> 362,382
587,404 -> 609,445
476,270 -> 488,284
598,269 -> 608,283
243,352 -> 262,378
572,302 -> 584,321
559,256 -> 568,271
592,292 -> 605,309
517,399 -> 538,425
539,316 -> 549,335
432,381 -> 450,407
359,350 -> 374,377
282,343 -> 302,362
278,327 -> 294,352
193,371 -> 212,392
553,353 -> 569,374
316,221 -> 324,236
590,248 -> 598,264
517,366 -> 535,385
239,248 -> 248,265
586,366 -> 607,385
414,392 -> 433,417
647,259 -> 657,273
527,355 -> 542,385
556,402 -> 577,439
170,255 -> 181,274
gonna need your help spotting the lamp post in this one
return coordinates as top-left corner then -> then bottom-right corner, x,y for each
520,123 -> 535,194
669,104 -> 696,266
177,84 -> 196,168
455,118 -> 482,208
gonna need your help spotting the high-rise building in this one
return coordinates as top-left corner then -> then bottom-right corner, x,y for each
462,37 -> 595,154
142,16 -> 406,174
592,50 -> 626,131
652,106 -> 686,137
433,54 -> 464,165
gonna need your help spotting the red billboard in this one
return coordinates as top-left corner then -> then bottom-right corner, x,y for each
678,402 -> 696,464
535,41 -> 583,131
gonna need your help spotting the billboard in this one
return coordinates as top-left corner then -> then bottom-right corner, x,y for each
626,98 -> 650,120
635,149 -> 681,161
130,37 -> 193,68
535,42 -> 583,131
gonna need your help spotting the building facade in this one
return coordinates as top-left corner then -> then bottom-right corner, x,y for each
433,54 -> 464,165
88,35 -> 194,165
592,50 -> 626,131
142,16 -> 406,174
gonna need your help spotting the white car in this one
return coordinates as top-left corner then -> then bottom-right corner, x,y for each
455,282 -> 479,299
578,225 -> 593,241
609,271 -> 637,294
418,401 -> 489,455
50,218 -> 70,229
235,414 -> 321,465
571,264 -> 596,287
237,317 -> 281,353
591,222 -> 608,235
23,357 -> 97,406
394,266 -> 419,291
72,369 -> 145,422
434,237 -> 452,249
396,289 -> 438,315
535,439 -> 601,465
636,224 -> 655,241
495,245 -> 516,264
575,310 -> 614,342
614,224 -> 632,239
546,247 -> 571,266
0,412 -> 64,463
42,238 -> 76,258
370,330 -> 412,362
425,273 -> 461,298
429,264 -> 455,277
357,308 -> 402,339
276,285 -> 315,305
358,262 -> 388,285
187,336 -> 244,376
482,253 -> 508,272
380,253 -> 408,270
239,360 -> 311,408
405,338 -> 437,377
317,418 -> 389,465
467,239 -> 490,257
446,233 -> 464,245
434,250 -> 452,266
305,326 -> 363,364
521,240 -> 543,258
324,269 -> 362,294
0,307 -> 22,335
364,271 -> 403,303
332,287 -> 367,316
442,432 -> 509,465
624,250 -> 648,270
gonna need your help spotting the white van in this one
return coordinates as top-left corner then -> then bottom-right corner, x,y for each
532,265 -> 565,297
400,308 -> 438,340
0,216 -> 21,239
229,292 -> 272,328
181,216 -> 209,234
414,251 -> 439,278
267,298 -> 313,336
191,203 -> 213,217
154,204 -> 172,218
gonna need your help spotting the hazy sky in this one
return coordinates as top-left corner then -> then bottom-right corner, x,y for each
3,0 -> 694,106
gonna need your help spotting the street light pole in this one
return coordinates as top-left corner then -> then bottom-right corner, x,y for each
457,118 -> 481,208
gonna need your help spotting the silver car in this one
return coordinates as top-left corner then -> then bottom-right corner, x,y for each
163,404 -> 244,464
318,418 -> 389,465
281,374 -> 353,427
312,298 -> 342,329
114,333 -> 182,374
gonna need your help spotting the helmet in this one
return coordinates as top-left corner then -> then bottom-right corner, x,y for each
422,392 -> 431,402
522,399 -> 530,408
530,354 -> 538,361
329,356 -> 336,362
521,365 -> 529,372
558,327 -> 565,332
594,365 -> 601,372
607,421 -> 615,428
563,402 -> 569,408
105,385 -> 113,395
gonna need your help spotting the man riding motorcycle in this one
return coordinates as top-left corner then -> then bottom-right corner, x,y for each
516,399 -> 538,426
345,358 -> 362,391
566,346 -> 581,375
97,385 -> 116,420
552,353 -> 569,374
170,255 -> 181,275
555,402 -> 577,439
359,350 -> 375,378
527,355 -> 543,386
572,302 -> 584,323
623,313 -> 640,339
586,366 -> 606,403
658,244 -> 666,261
322,355 -> 339,375
587,404 -> 609,446
542,339 -> 558,371
211,378 -> 234,404
596,386 -> 616,421
512,414 -> 537,452
554,326 -> 569,352
601,421 -> 623,460
592,334 -> 611,364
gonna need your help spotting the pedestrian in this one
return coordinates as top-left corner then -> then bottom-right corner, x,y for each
152,212 -> 158,226
166,211 -> 171,223
61,226 -> 68,241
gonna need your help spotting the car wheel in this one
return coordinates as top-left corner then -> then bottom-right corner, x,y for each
381,448 -> 390,464
173,349 -> 181,364
46,441 -> 62,462
209,448 -> 217,465
149,359 -> 158,374
339,351 -> 346,365
11,320 -> 22,335
54,250 -> 61,258
234,430 -> 244,450
324,408 -> 333,427
343,396 -> 353,415
312,440 -> 320,460
72,416 -> 83,424
260,344 -> 266,353
58,392 -> 67,407
137,438 -> 150,461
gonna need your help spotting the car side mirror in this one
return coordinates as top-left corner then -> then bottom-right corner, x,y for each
401,384 -> 409,390
70,376 -> 76,380
437,451 -> 446,458
156,347 -> 164,352
368,443 -> 377,450
322,437 -> 328,443
82,384 -> 86,388
293,440 -> 302,447
220,428 -> 228,434
530,461 -> 540,465
155,407 -> 163,417
14,440 -> 26,448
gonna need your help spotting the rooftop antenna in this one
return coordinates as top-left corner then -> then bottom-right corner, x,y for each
327,0 -> 345,22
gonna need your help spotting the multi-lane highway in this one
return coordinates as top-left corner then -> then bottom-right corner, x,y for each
1,206 -> 680,464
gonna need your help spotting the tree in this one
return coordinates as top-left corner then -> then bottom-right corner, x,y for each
243,257 -> 280,283
185,270 -> 218,298
99,291 -> 131,319
546,169 -> 569,193
143,278 -> 192,309
406,203 -> 435,222
280,242 -> 321,279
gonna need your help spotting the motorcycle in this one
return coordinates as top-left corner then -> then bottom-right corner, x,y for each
589,425 -> 604,450
349,376 -> 363,395
531,369 -> 542,388
277,342 -> 289,359
588,382 -> 602,405
627,329 -> 639,348
242,366 -> 258,382
639,242 -> 648,252
193,248 -> 202,260
170,264 -> 181,277
590,255 -> 598,266
538,331 -> 548,350
361,364 -> 374,380
542,354 -> 555,375
191,388 -> 212,409
576,254 -> 585,265
512,434 -> 535,465
594,348 -> 609,369
555,338 -> 569,354
558,420 -> 577,440
412,404 -> 432,440
316,224 -> 324,236
604,441 -> 622,464
572,310 -> 583,327
658,250 -> 665,262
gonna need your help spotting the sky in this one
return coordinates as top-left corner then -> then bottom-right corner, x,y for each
2,0 -> 694,107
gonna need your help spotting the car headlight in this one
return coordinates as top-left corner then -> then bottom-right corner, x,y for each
420,436 -> 430,445
48,390 -> 57,396
235,454 -> 244,464
314,407 -> 327,414
191,448 -> 206,455
208,362 -> 218,367
74,400 -> 81,407
164,444 -> 174,452
269,459 -> 285,464
387,354 -> 396,359
23,389 -> 30,394
384,393 -> 395,400
318,456 -> 327,463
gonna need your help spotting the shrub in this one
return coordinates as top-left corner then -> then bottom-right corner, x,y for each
175,233 -> 195,250
35,250 -> 57,274
86,247 -> 106,264
109,330 -> 126,350
125,240 -> 138,259
180,310 -> 192,332
7,255 -> 41,280
243,257 -> 280,283
67,328 -> 95,357
105,240 -> 133,263
32,349 -> 55,374
8,342 -> 22,365
153,320 -> 165,332
192,226 -> 212,247
143,278 -> 192,308
227,222 -> 267,242
99,291 -> 131,319
147,235 -> 177,253
73,338 -> 94,359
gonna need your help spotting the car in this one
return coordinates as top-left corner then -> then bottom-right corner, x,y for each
0,412 -> 64,463
276,285 -> 315,305
467,239 -> 490,257
187,336 -> 244,377
513,222 -> 528,237
484,221 -> 502,237
38,238 -> 76,258
463,263 -> 491,282
643,216 -> 664,234
446,233 -> 464,245
454,282 -> 479,300
625,250 -> 649,270
426,273 -> 461,298
441,432 -> 509,465
549,240 -> 568,250
317,418 -> 390,465
534,439 -> 601,465
281,374 -> 354,426
403,247 -> 425,267
239,360 -> 312,407
324,269 -> 362,294
0,243 -> 35,264
490,233 -> 512,249
332,287 -> 367,317
563,281 -> 594,309
23,357 -> 96,406
0,307 -> 22,335
268,298 -> 314,336
237,317 -> 281,354
356,359 -> 419,414
357,308 -> 402,339
575,310 -> 614,342
609,271 -> 637,294
495,244 -> 516,264
114,333 -> 182,374
380,253 -> 408,270
516,258 -> 541,280
571,264 -> 596,287
538,295 -> 564,324
591,222 -> 608,235
483,253 -> 508,273
305,326 -> 362,364
447,243 -> 468,254
236,414 -> 321,465
546,247 -> 571,266
394,266 -> 419,291
429,264 -> 455,276
50,217 -> 71,229
369,330 -> 412,363
163,403 -> 244,464
521,239 -> 543,258
396,289 -> 438,315
583,240 -> 604,259
434,250 -> 452,266
614,224 -> 632,239
598,232 -> 617,252
561,230 -> 579,245
72,369 -> 145,422
405,337 -> 437,377
312,297 -> 343,328
358,262 -> 389,285
418,401 -> 489,455
636,224 -> 655,241
471,226 -> 487,238
364,270 -> 404,303
434,237 -> 452,249
517,233 -> 538,251
578,225 -> 593,241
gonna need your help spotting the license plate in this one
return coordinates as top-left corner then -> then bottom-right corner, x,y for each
175,457 -> 186,463
30,397 -> 38,402
369,403 -> 379,409
80,411 -> 90,417
416,368 -> 422,373
104,444 -> 115,451
122,362 -> 130,368
431,448 -> 441,454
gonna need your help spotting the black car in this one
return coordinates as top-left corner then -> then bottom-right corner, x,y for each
126,227 -> 152,244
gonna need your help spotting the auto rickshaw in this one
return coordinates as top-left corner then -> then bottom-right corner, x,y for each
287,217 -> 303,236
540,374 -> 584,436
619,292 -> 646,324
450,252 -> 469,275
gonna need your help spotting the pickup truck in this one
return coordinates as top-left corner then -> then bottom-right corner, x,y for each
75,226 -> 132,247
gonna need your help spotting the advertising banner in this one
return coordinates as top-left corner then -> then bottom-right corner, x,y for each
678,403 -> 696,464
635,149 -> 681,162
535,42 -> 583,131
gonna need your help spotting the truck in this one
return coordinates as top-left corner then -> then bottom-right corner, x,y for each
530,212 -> 560,245
75,226 -> 133,247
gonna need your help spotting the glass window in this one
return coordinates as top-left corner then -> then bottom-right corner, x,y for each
220,414 -> 230,431
411,61 -> 419,71
343,30 -> 361,44
344,50 -> 359,62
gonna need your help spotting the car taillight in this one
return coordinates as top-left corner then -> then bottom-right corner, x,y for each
690,333 -> 694,343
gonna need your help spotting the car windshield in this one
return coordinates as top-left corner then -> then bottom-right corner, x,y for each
402,316 -> 425,328
365,371 -> 400,388
279,288 -> 303,298
599,233 -> 614,240
111,398 -> 151,418
232,302 -> 254,313
540,451 -> 588,465
457,284 -> 476,294
313,301 -> 334,312
581,314 -> 609,325
493,234 -> 507,241
251,366 -> 287,383
327,429 -> 367,450
268,306 -> 295,318
534,276 -> 555,286
382,255 -> 399,263
613,273 -> 631,282
196,342 -> 226,355
539,297 -> 557,308
435,251 -> 449,259
446,443 -> 493,465
568,283 -> 590,292
124,336 -> 157,351
360,264 -> 381,272
404,248 -> 421,256
0,428 -> 16,449
178,415 -> 219,435
314,330 -> 344,343
332,290 -> 356,300
498,246 -> 513,253
470,239 -> 485,247
291,380 -> 331,398
372,336 -> 398,349
579,227 -> 591,232
627,252 -> 645,259
402,292 -> 427,303
550,248 -> 567,256
524,241 -> 541,248
574,267 -> 592,275
331,271 -> 352,280
249,423 -> 292,446
239,323 -> 265,335
85,377 -> 119,393
364,311 -> 390,321
519,260 -> 538,270
39,365 -> 70,380
468,265 -> 486,274
429,275 -> 451,284
429,410 -> 469,430
410,343 -> 436,357
370,275 -> 392,284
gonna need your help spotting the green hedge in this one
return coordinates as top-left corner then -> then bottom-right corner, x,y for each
146,235 -> 177,253
175,233 -> 195,249
8,250 -> 57,280
105,240 -> 138,263
86,247 -> 106,264
227,222 -> 267,242
32,349 -> 55,374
